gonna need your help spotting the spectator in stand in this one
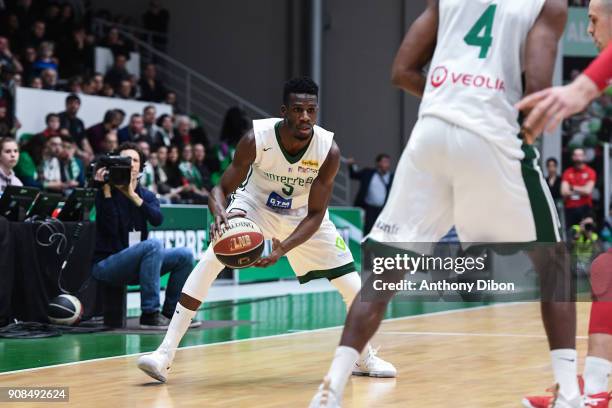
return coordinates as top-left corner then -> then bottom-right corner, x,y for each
65,76 -> 82,93
58,26 -> 93,79
98,129 -> 118,157
0,14 -> 21,48
58,93 -> 93,165
142,0 -> 169,50
87,109 -> 122,154
92,72 -> 104,94
164,145 -> 181,185
40,134 -> 68,193
209,106 -> 250,184
14,0 -> 38,33
154,113 -> 174,148
0,137 -> 22,194
139,63 -> 165,102
118,113 -> 146,143
142,105 -> 160,145
59,135 -> 84,191
20,46 -> 37,83
128,74 -> 140,99
153,145 -> 173,201
14,133 -> 45,187
58,3 -> 76,42
39,113 -> 61,139
20,20 -> 47,50
104,52 -> 130,90
91,142 -> 194,329
174,115 -> 192,150
348,153 -> 394,234
43,3 -> 62,43
562,148 -> 597,229
0,100 -> 14,137
12,73 -> 22,87
101,27 -> 130,56
116,79 -> 132,99
81,76 -> 96,94
138,139 -> 155,191
0,37 -> 23,74
28,76 -> 42,88
164,90 -> 181,114
178,144 -> 208,204
33,42 -> 58,76
101,82 -> 114,97
546,157 -> 562,202
115,109 -> 126,127
193,143 -> 213,191
138,140 -> 151,161
41,67 -> 58,90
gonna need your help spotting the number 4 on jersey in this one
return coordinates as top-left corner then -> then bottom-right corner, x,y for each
464,4 -> 497,59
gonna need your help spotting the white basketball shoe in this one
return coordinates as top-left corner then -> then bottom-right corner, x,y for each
352,346 -> 397,378
309,377 -> 341,408
137,347 -> 174,383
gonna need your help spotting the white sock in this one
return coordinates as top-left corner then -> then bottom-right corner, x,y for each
158,303 -> 196,361
551,349 -> 580,400
325,346 -> 359,399
584,356 -> 612,395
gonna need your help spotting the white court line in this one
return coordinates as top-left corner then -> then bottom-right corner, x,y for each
379,331 -> 588,340
0,302 -> 525,376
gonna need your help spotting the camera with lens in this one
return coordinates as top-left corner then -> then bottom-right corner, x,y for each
88,155 -> 132,186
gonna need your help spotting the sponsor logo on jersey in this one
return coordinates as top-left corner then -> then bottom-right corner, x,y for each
263,172 -> 315,187
430,65 -> 505,92
298,166 -> 318,174
335,236 -> 347,251
301,159 -> 319,168
374,220 -> 399,235
266,192 -> 292,210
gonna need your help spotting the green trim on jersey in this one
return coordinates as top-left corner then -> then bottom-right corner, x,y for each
297,262 -> 356,284
521,144 -> 561,243
274,121 -> 313,164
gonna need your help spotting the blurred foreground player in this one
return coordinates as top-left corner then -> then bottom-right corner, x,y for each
137,77 -> 395,382
309,0 -> 582,407
523,1 -> 612,406
517,0 -> 612,138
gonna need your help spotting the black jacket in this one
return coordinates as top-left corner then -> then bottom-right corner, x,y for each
349,165 -> 394,208
93,184 -> 163,263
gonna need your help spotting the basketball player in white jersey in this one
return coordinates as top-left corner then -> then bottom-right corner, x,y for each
309,1 -> 581,407
137,77 -> 395,384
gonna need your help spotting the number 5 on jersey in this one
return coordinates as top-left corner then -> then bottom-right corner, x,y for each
464,4 -> 497,59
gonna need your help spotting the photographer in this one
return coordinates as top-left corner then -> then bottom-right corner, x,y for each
571,216 -> 602,274
91,142 -> 195,329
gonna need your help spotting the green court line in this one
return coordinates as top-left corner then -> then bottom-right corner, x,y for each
0,292 -> 488,373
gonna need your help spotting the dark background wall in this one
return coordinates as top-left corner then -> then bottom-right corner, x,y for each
90,0 -> 427,166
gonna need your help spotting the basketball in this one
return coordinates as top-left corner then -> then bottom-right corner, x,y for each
212,217 -> 265,269
47,294 -> 83,326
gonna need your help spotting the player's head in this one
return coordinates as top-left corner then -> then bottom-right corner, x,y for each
588,0 -> 612,50
281,77 -> 319,141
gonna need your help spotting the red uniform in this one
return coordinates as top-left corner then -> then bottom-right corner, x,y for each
584,45 -> 612,91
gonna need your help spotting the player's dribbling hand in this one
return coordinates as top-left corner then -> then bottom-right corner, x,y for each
209,210 -> 246,242
254,238 -> 284,268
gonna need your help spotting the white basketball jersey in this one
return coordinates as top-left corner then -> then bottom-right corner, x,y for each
419,0 -> 546,158
234,118 -> 334,212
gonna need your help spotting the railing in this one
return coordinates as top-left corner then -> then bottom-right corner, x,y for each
91,18 -> 351,205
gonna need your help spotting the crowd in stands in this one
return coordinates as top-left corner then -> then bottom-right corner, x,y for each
0,0 -> 255,205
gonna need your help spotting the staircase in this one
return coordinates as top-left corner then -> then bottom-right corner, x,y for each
92,19 -> 352,206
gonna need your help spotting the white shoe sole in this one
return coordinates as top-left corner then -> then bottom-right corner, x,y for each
137,356 -> 167,383
351,369 -> 396,378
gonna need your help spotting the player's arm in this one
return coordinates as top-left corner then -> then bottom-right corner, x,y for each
390,0 -> 438,98
520,0 -> 568,143
255,142 -> 341,268
209,130 -> 255,237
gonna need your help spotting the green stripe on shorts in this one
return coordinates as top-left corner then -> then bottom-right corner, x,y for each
297,262 -> 356,284
521,144 -> 561,243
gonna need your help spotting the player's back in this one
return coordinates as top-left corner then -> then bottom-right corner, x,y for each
419,0 -> 546,159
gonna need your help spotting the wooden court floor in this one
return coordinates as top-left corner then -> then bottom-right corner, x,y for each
0,302 -> 592,407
